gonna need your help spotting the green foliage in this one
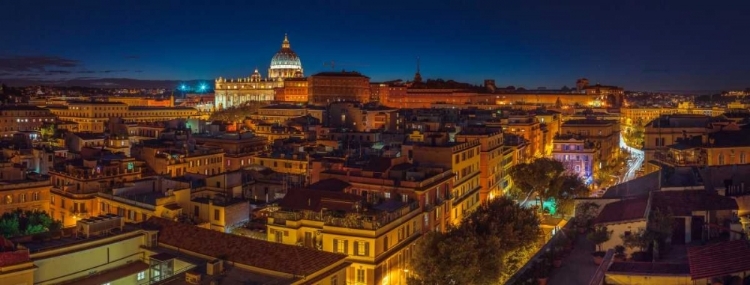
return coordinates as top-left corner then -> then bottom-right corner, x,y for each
587,226 -> 613,251
648,207 -> 674,240
0,209 -> 61,238
509,158 -> 587,217
574,202 -> 600,229
209,102 -> 268,122
409,197 -> 542,285
621,229 -> 655,253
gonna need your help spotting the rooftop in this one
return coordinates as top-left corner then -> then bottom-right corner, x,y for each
652,190 -> 738,216
607,262 -> 690,276
562,119 -> 617,125
594,196 -> 649,225
143,217 -> 347,277
688,240 -> 750,280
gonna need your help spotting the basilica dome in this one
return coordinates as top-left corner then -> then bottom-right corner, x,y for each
269,34 -> 303,79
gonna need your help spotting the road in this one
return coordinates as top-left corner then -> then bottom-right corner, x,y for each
620,133 -> 644,182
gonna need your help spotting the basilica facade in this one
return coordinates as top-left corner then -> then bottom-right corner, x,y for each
214,34 -> 304,109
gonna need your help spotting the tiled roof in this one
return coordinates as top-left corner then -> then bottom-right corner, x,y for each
688,240 -> 750,280
143,217 -> 347,277
607,262 -> 690,275
594,197 -> 649,225
652,190 -> 738,216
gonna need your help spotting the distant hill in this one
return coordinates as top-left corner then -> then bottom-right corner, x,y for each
1,77 -> 211,89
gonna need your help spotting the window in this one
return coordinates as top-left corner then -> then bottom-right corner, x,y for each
331,276 -> 338,285
333,239 -> 347,254
137,271 -> 146,281
356,241 -> 368,256
356,268 -> 365,283
214,209 -> 220,221
383,236 -> 389,251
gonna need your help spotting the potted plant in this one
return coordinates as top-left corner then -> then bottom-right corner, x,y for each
552,247 -> 563,268
614,245 -> 626,262
534,260 -> 551,285
587,226 -> 612,265
555,235 -> 571,256
575,202 -> 600,233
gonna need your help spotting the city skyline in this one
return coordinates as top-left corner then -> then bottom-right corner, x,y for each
1,0 -> 749,92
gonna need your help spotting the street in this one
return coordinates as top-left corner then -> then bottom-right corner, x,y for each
620,133 -> 644,182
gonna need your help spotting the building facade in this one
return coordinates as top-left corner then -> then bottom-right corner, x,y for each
214,35 -> 304,109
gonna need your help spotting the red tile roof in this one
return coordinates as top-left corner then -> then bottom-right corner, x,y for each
653,190 -> 738,216
144,217 -> 347,277
688,240 -> 750,280
594,197 -> 649,225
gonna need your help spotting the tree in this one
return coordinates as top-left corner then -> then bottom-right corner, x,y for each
410,197 -> 542,285
620,229 -> 653,253
574,202 -> 600,230
40,124 -> 56,142
648,207 -> 674,241
509,158 -> 565,206
587,226 -> 612,252
509,158 -> 587,216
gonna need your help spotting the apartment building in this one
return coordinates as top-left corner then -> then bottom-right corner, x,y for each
48,155 -> 144,227
455,126 -> 505,201
560,119 -> 620,164
402,132 -> 482,225
552,134 -> 599,185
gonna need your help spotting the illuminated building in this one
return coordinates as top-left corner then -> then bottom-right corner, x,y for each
146,217 -> 350,285
49,155 -> 144,227
582,84 -> 625,107
560,119 -> 620,164
48,101 -> 128,132
621,102 -> 726,127
107,94 -> 174,107
0,105 -> 56,137
250,104 -> 309,124
327,102 -> 400,132
402,132 -> 482,225
192,132 -> 267,171
276,77 -> 309,102
654,128 -> 750,168
253,123 -> 306,143
133,139 -> 225,177
270,157 -> 453,285
455,126 -> 505,200
535,109 -> 563,156
308,71 -> 371,105
48,101 -> 198,132
642,114 -> 715,172
214,34 -> 304,109
252,152 -> 309,178
552,134 -> 598,185
0,178 -> 50,216
0,215 -> 349,285
492,112 -> 543,158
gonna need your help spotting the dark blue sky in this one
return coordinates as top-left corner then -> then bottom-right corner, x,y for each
1,0 -> 749,92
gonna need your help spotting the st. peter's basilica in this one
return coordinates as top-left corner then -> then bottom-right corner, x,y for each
214,34 -> 304,109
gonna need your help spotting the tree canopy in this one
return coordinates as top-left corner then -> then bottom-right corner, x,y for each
409,197 -> 542,285
0,209 -> 61,238
509,158 -> 589,216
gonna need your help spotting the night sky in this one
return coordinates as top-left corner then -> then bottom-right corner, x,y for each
1,0 -> 749,92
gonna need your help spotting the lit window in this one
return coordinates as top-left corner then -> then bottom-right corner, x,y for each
137,271 -> 146,280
